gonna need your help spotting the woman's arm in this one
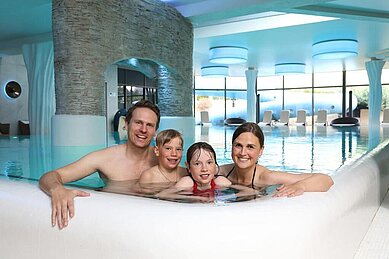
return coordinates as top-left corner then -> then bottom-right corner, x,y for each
263,170 -> 333,197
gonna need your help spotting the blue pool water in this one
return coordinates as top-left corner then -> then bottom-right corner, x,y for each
1,125 -> 388,190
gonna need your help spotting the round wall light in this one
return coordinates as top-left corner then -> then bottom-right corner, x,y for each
4,81 -> 22,99
209,46 -> 248,64
312,39 -> 358,59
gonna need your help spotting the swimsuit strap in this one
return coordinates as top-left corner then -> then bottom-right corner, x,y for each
226,165 -> 256,188
251,165 -> 257,188
226,166 -> 235,178
211,178 -> 216,189
193,179 -> 216,193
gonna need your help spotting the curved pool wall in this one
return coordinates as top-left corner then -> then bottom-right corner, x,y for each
1,140 -> 389,259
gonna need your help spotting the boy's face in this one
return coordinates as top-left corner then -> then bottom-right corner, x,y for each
155,137 -> 183,171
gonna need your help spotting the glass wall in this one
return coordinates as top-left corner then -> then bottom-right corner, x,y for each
193,68 -> 389,125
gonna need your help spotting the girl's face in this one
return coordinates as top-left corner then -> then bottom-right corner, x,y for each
231,132 -> 264,170
155,137 -> 183,171
186,148 -> 217,187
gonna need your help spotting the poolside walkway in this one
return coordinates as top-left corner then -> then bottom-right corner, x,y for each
354,191 -> 389,258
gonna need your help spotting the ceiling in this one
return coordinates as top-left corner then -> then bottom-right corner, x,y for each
1,0 -> 389,77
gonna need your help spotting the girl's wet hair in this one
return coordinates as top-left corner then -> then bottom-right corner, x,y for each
232,122 -> 265,148
156,129 -> 183,147
186,142 -> 218,165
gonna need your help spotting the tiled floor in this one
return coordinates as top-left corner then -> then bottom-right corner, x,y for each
354,191 -> 389,259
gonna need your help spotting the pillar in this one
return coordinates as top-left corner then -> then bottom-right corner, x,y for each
245,68 -> 258,123
365,58 -> 386,150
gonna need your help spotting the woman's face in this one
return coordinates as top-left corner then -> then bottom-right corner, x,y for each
186,149 -> 217,187
232,132 -> 264,169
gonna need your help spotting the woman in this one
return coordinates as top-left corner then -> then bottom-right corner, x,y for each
220,122 -> 333,197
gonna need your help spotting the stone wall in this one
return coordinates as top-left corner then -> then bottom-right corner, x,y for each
53,0 -> 193,116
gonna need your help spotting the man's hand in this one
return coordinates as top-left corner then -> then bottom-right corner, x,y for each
50,187 -> 90,229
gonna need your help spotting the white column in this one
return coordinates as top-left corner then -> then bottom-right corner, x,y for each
245,68 -> 258,123
365,59 -> 385,150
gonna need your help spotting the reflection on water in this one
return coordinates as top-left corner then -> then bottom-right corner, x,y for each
99,179 -> 268,204
0,125 -> 388,203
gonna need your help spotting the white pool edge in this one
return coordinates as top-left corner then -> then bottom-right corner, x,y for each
1,140 -> 388,259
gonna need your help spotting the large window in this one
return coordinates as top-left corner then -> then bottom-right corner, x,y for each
117,68 -> 156,109
193,69 -> 389,125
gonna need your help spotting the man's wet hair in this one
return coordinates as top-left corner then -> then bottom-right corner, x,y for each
125,99 -> 161,129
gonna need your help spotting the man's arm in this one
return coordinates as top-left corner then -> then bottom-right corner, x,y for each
39,152 -> 102,229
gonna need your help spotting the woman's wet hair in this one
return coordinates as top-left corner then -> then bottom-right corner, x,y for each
125,99 -> 161,129
186,142 -> 218,165
156,129 -> 183,147
232,122 -> 265,148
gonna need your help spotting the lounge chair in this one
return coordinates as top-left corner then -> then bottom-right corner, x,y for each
295,110 -> 307,126
382,108 -> 389,126
0,123 -> 10,135
200,111 -> 212,126
225,117 -> 246,126
258,110 -> 273,126
275,110 -> 290,126
315,110 -> 328,126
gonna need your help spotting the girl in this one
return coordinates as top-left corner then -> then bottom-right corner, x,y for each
157,142 -> 231,202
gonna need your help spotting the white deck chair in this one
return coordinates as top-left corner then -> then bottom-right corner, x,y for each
258,110 -> 273,126
295,110 -> 307,126
315,110 -> 328,126
200,111 -> 212,126
275,110 -> 290,126
382,108 -> 389,126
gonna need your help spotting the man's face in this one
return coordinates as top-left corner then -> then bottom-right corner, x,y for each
127,107 -> 158,148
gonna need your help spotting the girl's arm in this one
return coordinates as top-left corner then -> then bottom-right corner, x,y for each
214,176 -> 232,187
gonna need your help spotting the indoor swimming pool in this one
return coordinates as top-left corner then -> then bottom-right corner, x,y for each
0,125 -> 387,188
1,125 -> 389,259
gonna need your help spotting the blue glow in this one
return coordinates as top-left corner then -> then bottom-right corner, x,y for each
209,46 -> 248,64
312,39 -> 358,60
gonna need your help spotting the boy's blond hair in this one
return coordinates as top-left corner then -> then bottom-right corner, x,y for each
156,129 -> 183,147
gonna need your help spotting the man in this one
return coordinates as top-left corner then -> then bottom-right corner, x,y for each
39,100 -> 160,229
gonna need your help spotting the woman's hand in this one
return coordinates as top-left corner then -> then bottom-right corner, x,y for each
273,183 -> 305,198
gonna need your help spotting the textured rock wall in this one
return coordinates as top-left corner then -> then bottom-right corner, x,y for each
53,0 -> 193,116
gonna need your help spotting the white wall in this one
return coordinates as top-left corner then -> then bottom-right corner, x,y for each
0,55 -> 29,135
